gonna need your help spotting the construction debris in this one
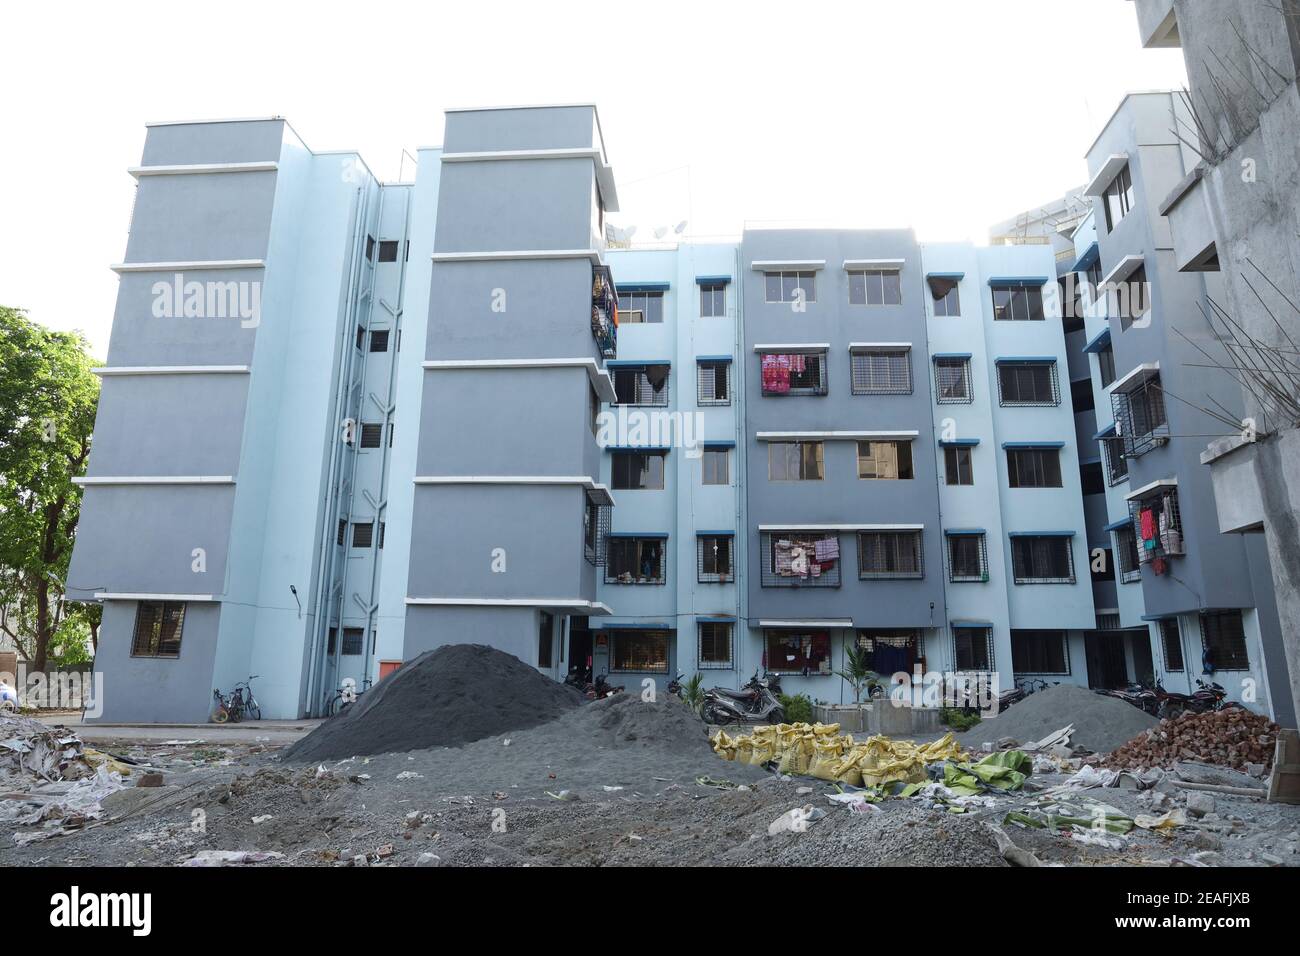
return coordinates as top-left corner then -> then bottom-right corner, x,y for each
1103,709 -> 1279,772
958,684 -> 1158,754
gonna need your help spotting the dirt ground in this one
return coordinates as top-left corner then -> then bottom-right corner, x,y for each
2,696 -> 1298,867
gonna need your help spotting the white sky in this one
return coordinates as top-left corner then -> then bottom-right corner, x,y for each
0,0 -> 1187,358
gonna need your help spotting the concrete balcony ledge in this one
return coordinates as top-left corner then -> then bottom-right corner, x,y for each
1132,0 -> 1180,49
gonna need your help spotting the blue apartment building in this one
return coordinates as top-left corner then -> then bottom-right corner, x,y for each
65,102 -> 1289,724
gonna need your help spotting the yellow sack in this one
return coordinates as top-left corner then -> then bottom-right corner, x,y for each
808,738 -> 847,780
734,740 -> 753,765
749,743 -> 776,766
777,734 -> 815,775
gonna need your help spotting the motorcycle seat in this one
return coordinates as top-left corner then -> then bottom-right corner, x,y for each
714,687 -> 758,700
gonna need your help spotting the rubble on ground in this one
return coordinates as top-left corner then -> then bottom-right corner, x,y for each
956,684 -> 1158,754
1103,709 -> 1279,772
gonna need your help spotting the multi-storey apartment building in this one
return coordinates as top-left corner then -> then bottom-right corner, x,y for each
67,101 -> 1287,723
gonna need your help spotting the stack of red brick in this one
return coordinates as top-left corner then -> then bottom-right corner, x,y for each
1103,708 -> 1278,771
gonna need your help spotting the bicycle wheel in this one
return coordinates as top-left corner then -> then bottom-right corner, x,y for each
212,705 -> 229,724
248,698 -> 262,721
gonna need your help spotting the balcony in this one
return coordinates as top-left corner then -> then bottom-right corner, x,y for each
1126,480 -> 1185,568
760,531 -> 842,588
592,264 -> 617,359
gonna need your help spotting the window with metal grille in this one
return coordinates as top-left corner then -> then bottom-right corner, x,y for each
612,364 -> 670,406
337,519 -> 346,546
1006,448 -> 1063,487
1160,618 -> 1184,671
856,440 -> 913,479
997,361 -> 1059,406
1199,610 -> 1250,671
698,622 -> 733,669
857,531 -> 923,580
341,627 -> 364,655
1114,524 -> 1142,583
352,522 -> 374,548
1117,266 -> 1151,331
605,537 -> 666,584
582,492 -> 610,566
1103,164 -> 1135,232
1102,435 -> 1129,484
765,631 -> 832,675
768,441 -> 824,481
611,451 -> 666,490
697,361 -> 730,405
697,535 -> 734,583
760,351 -> 827,396
944,445 -> 974,485
1011,629 -> 1070,674
1097,343 -> 1116,387
369,329 -> 390,352
1112,376 -> 1168,457
617,291 -> 664,324
359,423 -> 384,448
1010,535 -> 1075,584
610,629 -> 670,673
131,601 -> 186,658
700,283 -> 726,317
851,348 -> 912,395
935,357 -> 972,403
932,283 -> 961,317
953,627 -> 994,671
701,448 -> 729,486
763,271 -> 816,304
991,285 -> 1045,321
848,270 -> 902,306
378,240 -> 399,262
760,533 -> 842,588
948,533 -> 988,582
1127,487 -> 1184,560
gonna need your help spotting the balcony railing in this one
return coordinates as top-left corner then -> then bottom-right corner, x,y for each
592,265 -> 617,359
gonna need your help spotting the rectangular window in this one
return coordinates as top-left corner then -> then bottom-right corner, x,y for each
1117,265 -> 1151,331
1011,629 -> 1070,675
606,537 -> 666,584
1103,164 -> 1135,232
365,235 -> 376,261
991,284 -> 1045,321
1128,487 -> 1184,559
761,533 -> 842,587
1113,376 -> 1167,456
538,612 -> 554,669
369,329 -> 390,353
130,601 -> 186,658
997,361 -> 1059,406
617,291 -> 664,324
856,440 -> 913,479
378,240 -> 399,262
935,357 -> 972,403
851,348 -> 912,395
764,631 -> 832,675
612,364 -> 670,406
341,627 -> 364,655
355,325 -> 366,350
697,361 -> 730,405
932,284 -> 961,317
857,531 -> 923,579
1160,618 -> 1184,671
1115,524 -> 1142,583
953,627 -> 993,671
760,351 -> 827,396
352,522 -> 374,548
1200,610 -> 1250,671
359,423 -> 384,449
848,270 -> 902,306
700,283 -> 726,317
701,448 -> 729,486
698,622 -> 733,669
337,519 -> 347,546
1081,460 -> 1105,496
1097,344 -> 1116,388
948,534 -> 988,582
768,441 -> 824,481
764,271 -> 817,304
611,451 -> 666,491
582,491 -> 609,566
610,629 -> 670,673
1006,448 -> 1063,488
697,535 -> 734,583
1010,535 -> 1075,584
944,445 -> 974,486
1102,435 -> 1129,484
1071,377 -> 1095,413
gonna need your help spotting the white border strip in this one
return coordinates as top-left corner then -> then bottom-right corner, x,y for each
94,366 -> 250,376
758,618 -> 855,629
1111,361 -> 1160,394
111,260 -> 265,273
74,476 -> 235,486
95,592 -> 216,602
848,342 -> 912,350
843,258 -> 905,271
757,430 -> 919,441
750,260 -> 826,271
421,357 -> 615,402
759,523 -> 924,532
129,162 -> 277,178
414,475 -> 614,506
404,597 -> 613,615
752,343 -> 830,352
430,249 -> 603,265
1125,477 -> 1178,501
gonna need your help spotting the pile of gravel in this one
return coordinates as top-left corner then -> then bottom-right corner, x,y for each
282,644 -> 582,762
561,692 -> 714,750
957,683 -> 1158,754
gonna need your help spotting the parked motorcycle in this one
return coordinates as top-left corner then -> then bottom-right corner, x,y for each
702,670 -> 785,725
1155,677 -> 1239,719
1097,682 -> 1159,716
667,673 -> 685,698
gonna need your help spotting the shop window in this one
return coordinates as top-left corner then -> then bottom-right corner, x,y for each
611,629 -> 670,673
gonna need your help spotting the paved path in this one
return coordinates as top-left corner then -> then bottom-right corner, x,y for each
42,712 -> 322,745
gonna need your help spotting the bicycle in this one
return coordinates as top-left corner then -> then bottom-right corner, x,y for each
211,675 -> 263,723
325,677 -> 372,717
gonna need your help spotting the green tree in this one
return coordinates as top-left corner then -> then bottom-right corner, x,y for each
0,306 -> 100,671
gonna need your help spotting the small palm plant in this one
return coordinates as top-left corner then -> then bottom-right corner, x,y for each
681,673 -> 706,713
836,643 -> 882,707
